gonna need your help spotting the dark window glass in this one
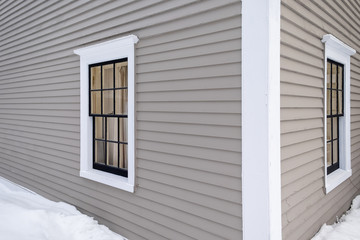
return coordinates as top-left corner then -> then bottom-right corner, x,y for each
326,59 -> 344,174
89,59 -> 128,177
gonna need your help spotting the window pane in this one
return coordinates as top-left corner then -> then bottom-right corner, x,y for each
327,61 -> 331,89
107,117 -> 118,142
103,90 -> 114,114
327,118 -> 331,141
338,65 -> 343,90
102,64 -> 114,89
119,144 -> 128,169
95,117 -> 104,139
327,142 -> 332,166
338,91 -> 343,115
332,90 -> 337,114
90,66 -> 101,90
107,142 -> 118,167
115,62 -> 128,88
327,89 -> 331,116
95,141 -> 105,164
115,89 -> 128,115
333,117 -> 338,140
119,118 -> 128,142
332,63 -> 337,88
91,91 -> 101,114
333,140 -> 338,164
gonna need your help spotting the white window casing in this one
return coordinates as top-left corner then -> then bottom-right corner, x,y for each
74,35 -> 139,192
322,34 -> 356,194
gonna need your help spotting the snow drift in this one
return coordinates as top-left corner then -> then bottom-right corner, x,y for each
0,177 -> 126,240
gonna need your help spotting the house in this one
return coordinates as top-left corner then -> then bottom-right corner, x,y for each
0,0 -> 359,239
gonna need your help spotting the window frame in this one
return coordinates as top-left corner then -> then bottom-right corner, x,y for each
74,35 -> 138,192
322,34 -> 355,194
89,58 -> 129,177
326,59 -> 344,175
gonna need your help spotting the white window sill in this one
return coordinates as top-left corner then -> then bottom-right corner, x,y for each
326,168 -> 352,194
80,169 -> 134,193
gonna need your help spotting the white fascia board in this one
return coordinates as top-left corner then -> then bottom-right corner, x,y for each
242,0 -> 282,239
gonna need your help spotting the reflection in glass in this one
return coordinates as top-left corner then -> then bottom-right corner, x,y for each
107,117 -> 118,141
120,144 -> 128,169
95,141 -> 105,164
332,63 -> 337,87
338,91 -> 343,115
327,61 -> 331,89
327,118 -> 331,141
327,142 -> 332,166
95,117 -> 104,139
115,89 -> 128,115
103,90 -> 114,114
107,142 -> 118,167
333,117 -> 338,139
102,64 -> 114,89
119,118 -> 128,142
332,90 -> 337,114
91,91 -> 101,114
90,66 -> 101,90
333,140 -> 338,164
115,62 -> 128,88
338,65 -> 343,90
327,90 -> 331,115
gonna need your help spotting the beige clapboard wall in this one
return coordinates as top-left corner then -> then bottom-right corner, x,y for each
0,0 -> 241,239
281,0 -> 360,239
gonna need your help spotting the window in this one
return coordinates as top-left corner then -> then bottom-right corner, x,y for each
322,34 -> 356,193
326,60 -> 343,175
90,59 -> 128,177
74,35 -> 139,192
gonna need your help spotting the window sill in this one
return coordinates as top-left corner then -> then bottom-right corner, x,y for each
80,169 -> 134,193
326,168 -> 352,194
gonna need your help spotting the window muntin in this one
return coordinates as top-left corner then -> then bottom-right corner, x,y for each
90,59 -> 128,177
326,59 -> 344,175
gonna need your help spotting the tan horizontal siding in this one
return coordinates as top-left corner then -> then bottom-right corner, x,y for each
0,0 -> 241,239
281,0 -> 360,239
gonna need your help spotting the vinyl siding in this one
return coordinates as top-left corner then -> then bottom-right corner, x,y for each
0,0 -> 241,239
281,0 -> 360,239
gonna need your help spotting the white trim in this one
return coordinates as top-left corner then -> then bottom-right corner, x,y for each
242,0 -> 282,239
74,35 -> 138,193
322,34 -> 355,194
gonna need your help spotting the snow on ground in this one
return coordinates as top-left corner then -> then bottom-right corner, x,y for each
312,195 -> 360,240
0,176 -> 127,240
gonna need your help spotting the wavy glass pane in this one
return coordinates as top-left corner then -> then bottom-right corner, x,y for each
107,117 -> 118,142
103,90 -> 114,115
332,63 -> 337,88
107,142 -> 118,167
115,89 -> 128,115
90,66 -> 101,90
119,144 -> 128,169
327,61 -> 331,89
327,142 -> 332,166
115,62 -> 128,88
338,91 -> 343,115
333,117 -> 338,139
95,117 -> 104,139
327,90 -> 331,116
95,141 -> 105,164
91,91 -> 101,114
338,65 -> 343,90
102,64 -> 114,89
119,118 -> 128,143
332,90 -> 337,114
333,140 -> 338,164
327,118 -> 331,141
